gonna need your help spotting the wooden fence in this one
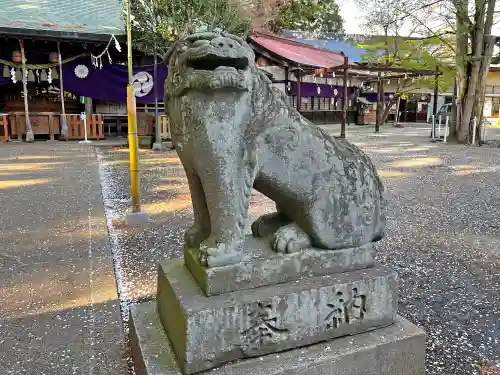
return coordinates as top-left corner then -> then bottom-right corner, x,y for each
65,114 -> 104,140
8,112 -> 60,140
1,114 -> 8,142
159,115 -> 172,140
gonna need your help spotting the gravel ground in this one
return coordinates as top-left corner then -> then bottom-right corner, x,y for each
98,124 -> 500,375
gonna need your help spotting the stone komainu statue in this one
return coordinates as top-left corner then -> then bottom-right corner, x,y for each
164,32 -> 386,267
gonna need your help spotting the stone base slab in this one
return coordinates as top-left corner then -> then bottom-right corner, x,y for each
157,259 -> 397,374
185,234 -> 375,296
130,300 -> 425,375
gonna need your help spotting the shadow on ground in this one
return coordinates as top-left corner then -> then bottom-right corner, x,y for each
0,143 -> 128,375
99,126 -> 500,375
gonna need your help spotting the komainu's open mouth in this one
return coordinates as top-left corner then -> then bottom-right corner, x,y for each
187,54 -> 249,71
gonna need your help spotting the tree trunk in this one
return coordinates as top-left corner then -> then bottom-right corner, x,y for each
382,98 -> 397,125
19,39 -> 33,142
460,1 -> 486,143
453,0 -> 471,143
473,0 -> 496,143
394,96 -> 401,127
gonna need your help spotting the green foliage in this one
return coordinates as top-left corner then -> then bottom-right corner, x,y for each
131,0 -> 252,54
358,36 -> 455,94
274,0 -> 344,36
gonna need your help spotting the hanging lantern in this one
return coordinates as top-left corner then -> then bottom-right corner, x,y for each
49,52 -> 59,63
40,69 -> 48,82
317,85 -> 321,94
51,67 -> 58,80
333,89 -> 338,97
12,50 -> 22,63
2,65 -> 9,78
28,70 -> 35,82
15,69 -> 22,82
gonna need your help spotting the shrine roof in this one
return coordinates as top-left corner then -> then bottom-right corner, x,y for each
0,0 -> 125,42
249,30 -> 346,69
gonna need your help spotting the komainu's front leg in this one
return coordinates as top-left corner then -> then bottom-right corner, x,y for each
184,167 -> 210,248
251,204 -> 291,238
198,152 -> 256,267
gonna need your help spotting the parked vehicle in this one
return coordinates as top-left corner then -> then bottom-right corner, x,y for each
428,103 -> 453,124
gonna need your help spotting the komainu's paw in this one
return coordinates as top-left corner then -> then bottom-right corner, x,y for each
184,224 -> 208,248
251,213 -> 290,238
272,223 -> 312,253
199,236 -> 242,267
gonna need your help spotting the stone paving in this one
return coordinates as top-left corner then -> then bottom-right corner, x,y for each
0,142 -> 127,375
99,123 -> 500,375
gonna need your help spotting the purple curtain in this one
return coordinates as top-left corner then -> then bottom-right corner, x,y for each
287,81 -> 356,98
62,57 -> 168,104
364,92 -> 396,102
0,76 -> 10,86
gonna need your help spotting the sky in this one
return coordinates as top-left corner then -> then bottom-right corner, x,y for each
339,1 -> 366,35
339,0 -> 500,36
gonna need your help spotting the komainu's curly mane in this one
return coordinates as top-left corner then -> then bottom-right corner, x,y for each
162,31 -> 386,269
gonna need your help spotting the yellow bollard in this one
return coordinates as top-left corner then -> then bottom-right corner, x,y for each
127,84 -> 141,213
123,0 -> 148,225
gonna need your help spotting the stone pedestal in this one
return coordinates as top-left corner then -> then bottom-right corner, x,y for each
130,302 -> 425,375
185,235 -> 375,296
158,259 -> 396,374
130,241 -> 425,375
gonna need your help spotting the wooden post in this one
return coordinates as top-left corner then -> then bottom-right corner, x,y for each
48,113 -> 54,140
285,67 -> 290,106
1,114 -> 8,141
296,70 -> 302,112
85,98 -> 93,116
19,39 -> 33,141
433,67 -> 439,118
57,42 -> 68,138
90,115 -> 96,138
153,44 -> 160,145
16,113 -> 22,140
86,114 -> 92,139
97,114 -> 103,139
73,114 -> 79,138
341,56 -> 348,138
375,73 -> 382,133
63,114 -> 69,140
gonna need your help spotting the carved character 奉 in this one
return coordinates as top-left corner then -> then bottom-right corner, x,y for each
164,32 -> 386,267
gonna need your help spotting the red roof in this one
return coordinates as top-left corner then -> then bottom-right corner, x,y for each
249,30 -> 345,68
